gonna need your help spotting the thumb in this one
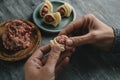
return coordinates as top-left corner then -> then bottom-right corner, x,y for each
45,43 -> 62,69
66,33 -> 94,47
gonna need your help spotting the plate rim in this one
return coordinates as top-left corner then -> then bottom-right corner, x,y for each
33,0 -> 76,33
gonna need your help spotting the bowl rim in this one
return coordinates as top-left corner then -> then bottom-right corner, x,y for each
33,0 -> 76,33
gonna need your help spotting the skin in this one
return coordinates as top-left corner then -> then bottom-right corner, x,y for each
59,14 -> 114,51
24,14 -> 115,80
24,36 -> 74,80
24,43 -> 64,80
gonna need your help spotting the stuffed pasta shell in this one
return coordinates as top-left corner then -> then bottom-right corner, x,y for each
57,3 -> 72,17
50,35 -> 69,52
44,12 -> 61,27
40,0 -> 53,17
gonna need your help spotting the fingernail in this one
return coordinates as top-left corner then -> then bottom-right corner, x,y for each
66,39 -> 73,46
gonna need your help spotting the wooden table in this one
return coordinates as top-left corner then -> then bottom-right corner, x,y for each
0,0 -> 120,80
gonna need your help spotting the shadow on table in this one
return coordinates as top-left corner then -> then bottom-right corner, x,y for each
57,45 -> 120,80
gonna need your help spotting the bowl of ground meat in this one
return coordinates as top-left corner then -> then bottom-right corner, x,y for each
0,19 -> 41,61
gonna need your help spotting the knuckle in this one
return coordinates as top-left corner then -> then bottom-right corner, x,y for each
85,13 -> 95,19
44,66 -> 53,73
77,37 -> 84,43
82,14 -> 96,26
90,31 -> 97,40
49,53 -> 59,60
83,13 -> 96,22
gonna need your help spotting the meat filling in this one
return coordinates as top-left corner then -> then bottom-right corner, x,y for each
41,6 -> 48,16
55,35 -> 68,45
2,20 -> 33,51
44,15 -> 54,23
57,7 -> 65,16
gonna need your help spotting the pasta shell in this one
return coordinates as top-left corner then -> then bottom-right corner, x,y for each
40,0 -> 53,17
52,12 -> 61,26
50,38 -> 65,52
64,3 -> 72,17
57,3 -> 72,17
45,0 -> 53,12
44,12 -> 61,27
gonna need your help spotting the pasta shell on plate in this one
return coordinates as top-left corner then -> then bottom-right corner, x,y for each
40,0 -> 53,17
57,3 -> 72,17
44,12 -> 61,27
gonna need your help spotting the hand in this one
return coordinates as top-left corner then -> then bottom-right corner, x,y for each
24,44 -> 67,80
54,35 -> 75,66
59,14 -> 114,51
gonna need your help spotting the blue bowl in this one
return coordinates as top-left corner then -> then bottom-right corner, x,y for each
33,0 -> 76,33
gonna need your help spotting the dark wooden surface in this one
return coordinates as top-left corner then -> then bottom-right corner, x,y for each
0,0 -> 120,80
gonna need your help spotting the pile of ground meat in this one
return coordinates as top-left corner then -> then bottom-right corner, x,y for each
2,20 -> 33,51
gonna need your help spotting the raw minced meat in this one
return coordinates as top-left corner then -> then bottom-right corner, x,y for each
50,35 -> 69,52
2,20 -> 33,51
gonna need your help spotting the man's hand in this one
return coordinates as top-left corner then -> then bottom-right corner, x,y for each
24,44 -> 68,80
59,14 -> 114,50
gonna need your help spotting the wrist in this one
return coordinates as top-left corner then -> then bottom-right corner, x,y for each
111,27 -> 120,53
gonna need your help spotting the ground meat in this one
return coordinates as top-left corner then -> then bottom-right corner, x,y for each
57,7 -> 65,16
44,15 -> 54,23
2,20 -> 33,51
55,35 -> 68,45
41,6 -> 48,16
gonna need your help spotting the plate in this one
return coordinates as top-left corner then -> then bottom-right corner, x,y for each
33,0 -> 76,33
0,19 -> 41,61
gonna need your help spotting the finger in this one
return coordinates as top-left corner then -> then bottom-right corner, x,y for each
42,47 -> 74,66
40,44 -> 51,54
58,17 -> 84,36
29,47 -> 43,60
41,55 -> 48,65
66,32 -> 94,47
55,57 -> 70,75
57,51 -> 72,64
25,48 -> 44,69
45,43 -> 62,69
29,44 -> 51,60
65,46 -> 75,52
32,58 -> 43,66
39,44 -> 51,65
